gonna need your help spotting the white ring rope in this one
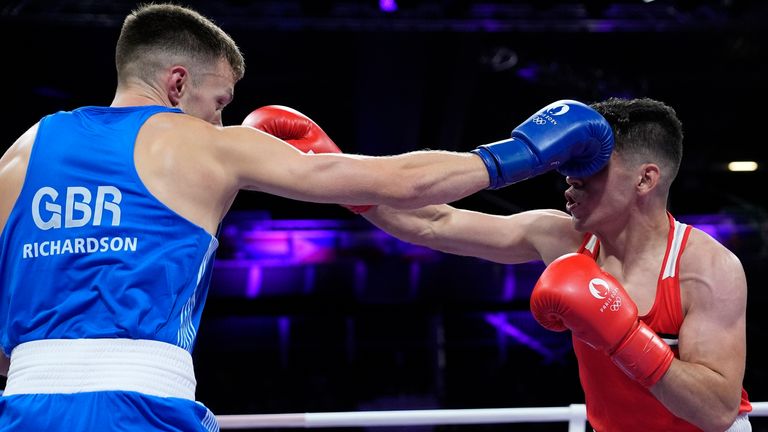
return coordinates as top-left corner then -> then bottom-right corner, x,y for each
218,405 -> 585,428
217,402 -> 768,430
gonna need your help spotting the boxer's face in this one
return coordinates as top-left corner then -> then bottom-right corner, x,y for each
177,59 -> 235,126
565,152 -> 636,232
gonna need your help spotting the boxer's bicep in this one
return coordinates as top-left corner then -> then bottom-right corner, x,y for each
678,246 -> 747,394
216,125 -> 376,203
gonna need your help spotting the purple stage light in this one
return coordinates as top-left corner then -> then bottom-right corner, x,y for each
246,265 -> 263,298
484,313 -> 556,361
677,214 -> 747,245
515,65 -> 539,82
502,266 -> 517,301
379,0 -> 397,13
224,218 -> 438,265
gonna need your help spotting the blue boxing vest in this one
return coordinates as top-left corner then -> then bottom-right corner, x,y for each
0,106 -> 218,356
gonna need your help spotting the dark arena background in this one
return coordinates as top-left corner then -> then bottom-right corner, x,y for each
2,0 -> 767,430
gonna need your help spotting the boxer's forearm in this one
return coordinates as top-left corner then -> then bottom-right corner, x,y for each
651,359 -> 743,431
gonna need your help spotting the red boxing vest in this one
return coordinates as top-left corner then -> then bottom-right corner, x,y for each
573,213 -> 751,431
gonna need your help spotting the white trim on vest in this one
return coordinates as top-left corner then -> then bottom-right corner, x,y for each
662,220 -> 688,280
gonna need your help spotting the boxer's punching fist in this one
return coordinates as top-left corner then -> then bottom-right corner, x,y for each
242,105 -> 372,213
472,100 -> 613,189
530,253 -> 673,387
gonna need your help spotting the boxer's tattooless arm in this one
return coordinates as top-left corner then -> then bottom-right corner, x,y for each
364,206 -> 581,265
649,237 -> 747,431
216,125 -> 490,209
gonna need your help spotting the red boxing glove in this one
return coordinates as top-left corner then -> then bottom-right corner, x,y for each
530,253 -> 674,387
242,105 -> 372,214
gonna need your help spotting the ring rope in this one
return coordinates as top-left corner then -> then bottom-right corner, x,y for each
217,402 -> 768,430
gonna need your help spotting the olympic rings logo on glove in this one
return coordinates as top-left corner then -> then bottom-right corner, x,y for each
610,297 -> 622,312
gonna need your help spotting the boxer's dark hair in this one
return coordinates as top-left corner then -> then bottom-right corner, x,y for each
591,97 -> 683,183
116,3 -> 245,85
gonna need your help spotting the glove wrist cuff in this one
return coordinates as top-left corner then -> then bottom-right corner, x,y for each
610,321 -> 674,387
472,138 -> 537,189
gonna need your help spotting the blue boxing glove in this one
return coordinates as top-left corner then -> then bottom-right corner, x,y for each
472,100 -> 614,189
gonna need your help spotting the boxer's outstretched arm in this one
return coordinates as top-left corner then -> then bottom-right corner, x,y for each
227,100 -> 613,210
364,205 -> 581,265
134,100 -> 610,232
649,235 -> 747,431
218,124 -> 489,209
